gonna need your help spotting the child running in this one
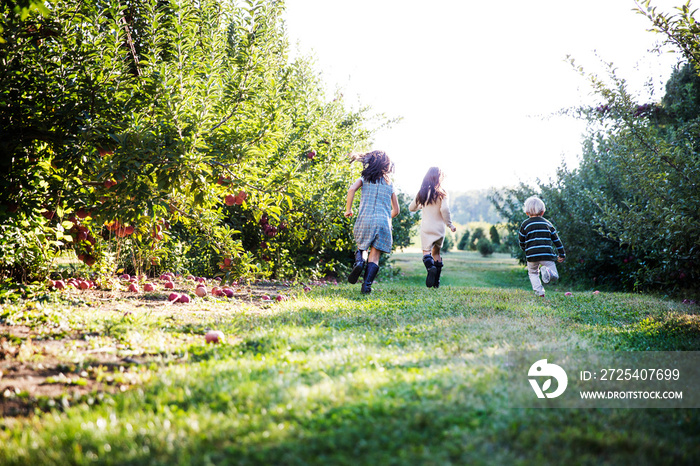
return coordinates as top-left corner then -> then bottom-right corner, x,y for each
409,167 -> 457,288
344,150 -> 400,294
518,196 -> 566,297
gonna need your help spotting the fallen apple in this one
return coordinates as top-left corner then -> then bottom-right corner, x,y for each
195,287 -> 207,297
205,330 -> 225,344
143,283 -> 155,292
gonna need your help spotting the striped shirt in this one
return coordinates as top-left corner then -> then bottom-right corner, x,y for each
518,216 -> 566,262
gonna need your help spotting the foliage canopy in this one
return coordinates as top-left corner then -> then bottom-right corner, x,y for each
0,0 -> 414,284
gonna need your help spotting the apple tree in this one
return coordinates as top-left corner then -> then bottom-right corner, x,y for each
0,0 -> 384,284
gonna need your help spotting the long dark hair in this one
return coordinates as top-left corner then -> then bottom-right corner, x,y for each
415,167 -> 446,206
350,150 -> 394,183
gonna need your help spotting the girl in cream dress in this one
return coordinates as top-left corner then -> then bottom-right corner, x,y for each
409,167 -> 456,288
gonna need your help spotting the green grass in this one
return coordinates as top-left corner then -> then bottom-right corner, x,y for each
1,251 -> 699,465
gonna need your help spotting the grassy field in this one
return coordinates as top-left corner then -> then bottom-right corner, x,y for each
1,251 -> 699,465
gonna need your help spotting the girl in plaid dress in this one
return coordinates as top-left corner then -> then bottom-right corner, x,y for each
344,150 -> 400,294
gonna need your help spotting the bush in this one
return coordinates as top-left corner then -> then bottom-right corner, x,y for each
469,227 -> 485,251
477,238 -> 495,256
489,225 -> 501,245
457,231 -> 470,250
442,232 -> 454,252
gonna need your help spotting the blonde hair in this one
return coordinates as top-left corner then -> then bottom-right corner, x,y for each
523,196 -> 546,215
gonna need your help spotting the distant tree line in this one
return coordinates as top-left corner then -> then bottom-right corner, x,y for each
449,190 -> 504,225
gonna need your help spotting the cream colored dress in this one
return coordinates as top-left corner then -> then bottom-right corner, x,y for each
409,193 -> 455,251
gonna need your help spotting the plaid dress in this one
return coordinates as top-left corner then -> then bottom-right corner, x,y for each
353,177 -> 394,253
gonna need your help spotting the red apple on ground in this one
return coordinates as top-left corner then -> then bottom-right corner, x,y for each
168,292 -> 180,302
163,281 -> 174,289
195,287 -> 207,298
128,283 -> 140,293
178,294 -> 191,304
143,283 -> 155,292
205,330 -> 225,344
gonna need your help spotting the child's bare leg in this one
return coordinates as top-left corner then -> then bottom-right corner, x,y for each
367,247 -> 381,264
431,244 -> 442,263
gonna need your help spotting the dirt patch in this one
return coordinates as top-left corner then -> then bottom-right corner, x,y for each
0,278 -> 318,417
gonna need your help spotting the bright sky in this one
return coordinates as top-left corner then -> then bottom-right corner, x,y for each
284,0 -> 684,193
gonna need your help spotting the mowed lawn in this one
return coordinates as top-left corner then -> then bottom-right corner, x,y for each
1,251 -> 699,465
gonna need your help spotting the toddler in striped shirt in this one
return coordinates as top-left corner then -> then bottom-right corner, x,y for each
518,196 -> 566,297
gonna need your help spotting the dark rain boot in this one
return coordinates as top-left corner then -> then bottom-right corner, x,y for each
361,262 -> 380,294
433,261 -> 443,288
423,254 -> 437,288
348,250 -> 365,284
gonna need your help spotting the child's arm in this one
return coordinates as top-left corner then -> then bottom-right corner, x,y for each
550,224 -> 566,261
390,192 -> 400,218
439,197 -> 457,232
518,223 -> 527,250
344,178 -> 363,217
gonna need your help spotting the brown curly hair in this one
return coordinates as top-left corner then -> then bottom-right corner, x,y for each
350,150 -> 394,183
